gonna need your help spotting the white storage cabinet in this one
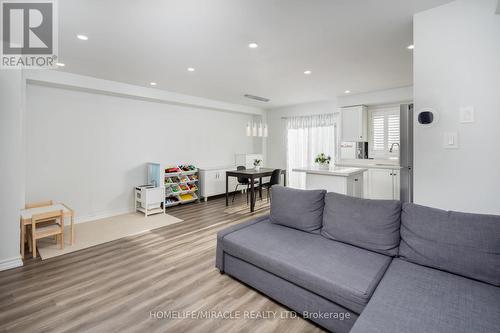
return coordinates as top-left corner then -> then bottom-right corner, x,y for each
199,166 -> 238,201
135,186 -> 165,217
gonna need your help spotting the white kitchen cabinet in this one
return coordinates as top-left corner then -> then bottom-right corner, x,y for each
367,168 -> 400,200
199,166 -> 238,201
346,174 -> 364,198
392,169 -> 400,200
307,173 -> 364,198
235,154 -> 264,169
341,105 -> 368,142
296,167 -> 366,198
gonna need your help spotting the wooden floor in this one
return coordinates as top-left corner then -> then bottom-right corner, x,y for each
0,194 -> 324,333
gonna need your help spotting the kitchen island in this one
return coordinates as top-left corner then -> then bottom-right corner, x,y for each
336,160 -> 403,200
293,166 -> 367,198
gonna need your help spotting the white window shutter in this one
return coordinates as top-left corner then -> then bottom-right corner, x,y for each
372,115 -> 385,151
370,109 -> 400,157
387,114 -> 400,150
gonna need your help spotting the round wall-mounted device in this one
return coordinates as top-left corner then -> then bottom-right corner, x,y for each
417,108 -> 439,127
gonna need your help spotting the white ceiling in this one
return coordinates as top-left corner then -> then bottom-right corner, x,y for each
57,0 -> 454,108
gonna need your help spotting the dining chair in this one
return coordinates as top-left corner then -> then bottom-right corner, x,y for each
262,169 -> 282,203
30,210 -> 64,258
25,200 -> 57,226
231,166 -> 259,204
24,200 -> 57,253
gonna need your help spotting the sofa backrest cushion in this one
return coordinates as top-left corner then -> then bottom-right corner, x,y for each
321,192 -> 402,256
400,203 -> 500,286
270,185 -> 326,233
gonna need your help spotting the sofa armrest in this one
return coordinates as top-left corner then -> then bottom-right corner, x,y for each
216,214 -> 269,272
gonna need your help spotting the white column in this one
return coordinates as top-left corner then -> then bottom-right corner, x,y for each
0,69 -> 25,270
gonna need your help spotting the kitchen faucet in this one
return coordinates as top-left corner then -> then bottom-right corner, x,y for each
389,143 -> 400,153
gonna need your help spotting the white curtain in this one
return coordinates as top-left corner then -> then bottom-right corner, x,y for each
286,113 -> 338,189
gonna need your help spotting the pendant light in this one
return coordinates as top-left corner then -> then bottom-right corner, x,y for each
246,122 -> 252,136
246,121 -> 269,138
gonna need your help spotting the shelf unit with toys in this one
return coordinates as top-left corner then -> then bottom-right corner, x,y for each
148,163 -> 200,208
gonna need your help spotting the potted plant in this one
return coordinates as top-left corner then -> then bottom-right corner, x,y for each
254,159 -> 262,171
314,153 -> 331,170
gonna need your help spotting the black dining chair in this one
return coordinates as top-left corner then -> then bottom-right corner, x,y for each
262,169 -> 282,203
232,166 -> 258,204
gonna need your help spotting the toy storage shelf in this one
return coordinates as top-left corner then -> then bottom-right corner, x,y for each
149,163 -> 200,209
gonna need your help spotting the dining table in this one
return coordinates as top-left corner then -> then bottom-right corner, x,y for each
20,203 -> 74,258
225,168 -> 286,212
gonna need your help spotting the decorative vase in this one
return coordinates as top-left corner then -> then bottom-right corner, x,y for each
255,165 -> 261,171
317,163 -> 329,170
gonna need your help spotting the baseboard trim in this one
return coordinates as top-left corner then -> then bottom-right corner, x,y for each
0,256 -> 23,271
74,207 -> 136,224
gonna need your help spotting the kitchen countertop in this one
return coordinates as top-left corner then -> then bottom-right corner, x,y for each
293,166 -> 367,177
337,159 -> 403,170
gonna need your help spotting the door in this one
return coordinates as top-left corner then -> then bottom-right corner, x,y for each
341,106 -> 367,142
213,170 -> 229,196
346,174 -> 364,198
368,169 -> 394,199
201,168 -> 238,198
202,170 -> 220,197
392,169 -> 400,200
352,174 -> 364,198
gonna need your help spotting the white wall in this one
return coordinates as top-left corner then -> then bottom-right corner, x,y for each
414,0 -> 500,214
265,100 -> 338,169
0,70 -> 24,270
25,83 -> 255,222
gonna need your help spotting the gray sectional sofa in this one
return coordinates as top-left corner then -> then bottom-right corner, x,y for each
216,186 -> 500,333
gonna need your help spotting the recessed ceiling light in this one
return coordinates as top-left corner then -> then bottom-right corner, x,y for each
77,34 -> 88,40
56,62 -> 65,67
150,82 -> 157,86
187,67 -> 195,72
248,42 -> 259,49
407,44 -> 415,50
304,70 -> 312,75
344,90 -> 351,94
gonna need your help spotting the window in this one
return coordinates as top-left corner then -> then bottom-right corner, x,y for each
369,108 -> 400,158
286,114 -> 338,189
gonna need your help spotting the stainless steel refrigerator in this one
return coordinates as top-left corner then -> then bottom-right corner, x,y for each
400,104 -> 414,203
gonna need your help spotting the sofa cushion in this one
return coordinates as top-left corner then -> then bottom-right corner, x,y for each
270,185 -> 326,233
216,215 -> 270,272
221,219 -> 392,313
350,259 -> 500,333
400,203 -> 500,286
321,192 -> 401,256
